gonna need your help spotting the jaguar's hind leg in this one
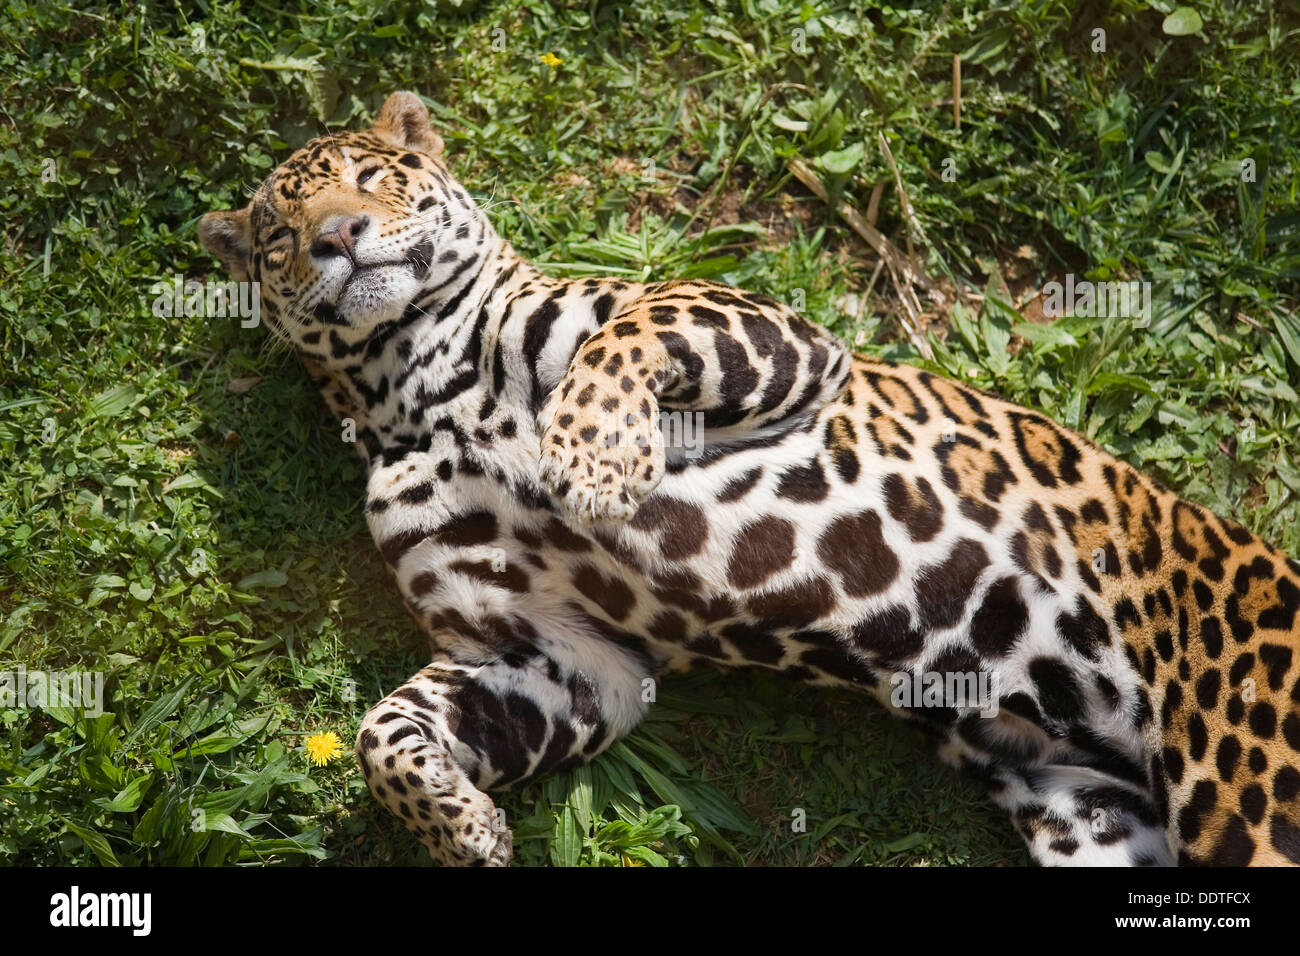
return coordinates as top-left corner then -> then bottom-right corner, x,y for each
356,645 -> 649,865
937,705 -> 1172,866
983,764 -> 1173,866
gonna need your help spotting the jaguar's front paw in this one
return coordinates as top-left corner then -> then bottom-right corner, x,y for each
537,372 -> 666,524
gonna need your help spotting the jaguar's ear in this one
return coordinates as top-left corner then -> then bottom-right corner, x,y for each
372,91 -> 445,158
198,207 -> 253,282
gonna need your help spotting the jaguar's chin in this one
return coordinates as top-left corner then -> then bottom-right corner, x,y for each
337,263 -> 420,325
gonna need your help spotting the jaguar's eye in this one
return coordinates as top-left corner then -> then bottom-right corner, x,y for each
267,226 -> 293,244
357,166 -> 382,186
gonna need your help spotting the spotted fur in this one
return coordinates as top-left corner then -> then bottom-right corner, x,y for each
199,92 -> 1300,866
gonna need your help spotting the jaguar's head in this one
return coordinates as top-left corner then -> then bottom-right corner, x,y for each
199,91 -> 487,351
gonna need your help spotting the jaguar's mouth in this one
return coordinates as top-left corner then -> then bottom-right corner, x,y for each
341,238 -> 434,292
343,263 -> 398,290
329,236 -> 434,323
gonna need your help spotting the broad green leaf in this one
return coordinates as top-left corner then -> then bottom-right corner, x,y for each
201,812 -> 253,838
86,384 -> 139,419
236,569 -> 288,590
64,820 -> 120,866
163,471 -> 224,498
1012,322 -> 1078,349
1162,7 -> 1204,36
815,142 -> 864,175
104,774 -> 154,813
553,806 -> 582,867
883,832 -> 928,854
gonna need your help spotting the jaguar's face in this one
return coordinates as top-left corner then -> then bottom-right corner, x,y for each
199,91 -> 482,348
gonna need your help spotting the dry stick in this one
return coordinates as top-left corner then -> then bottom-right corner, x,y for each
866,257 -> 886,297
861,257 -> 887,326
866,181 -> 885,227
874,132 -> 947,360
876,132 -> 927,263
787,158 -> 935,294
787,157 -> 935,360
952,55 -> 962,131
889,260 -> 931,361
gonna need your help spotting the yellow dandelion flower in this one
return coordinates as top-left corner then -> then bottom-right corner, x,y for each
539,52 -> 562,67
304,731 -> 344,767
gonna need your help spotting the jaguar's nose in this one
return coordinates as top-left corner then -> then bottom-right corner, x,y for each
311,215 -> 370,260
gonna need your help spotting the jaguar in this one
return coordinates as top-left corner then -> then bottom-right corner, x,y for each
198,91 -> 1300,866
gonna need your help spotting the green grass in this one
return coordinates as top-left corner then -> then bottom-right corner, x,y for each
1,0 -> 1296,866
